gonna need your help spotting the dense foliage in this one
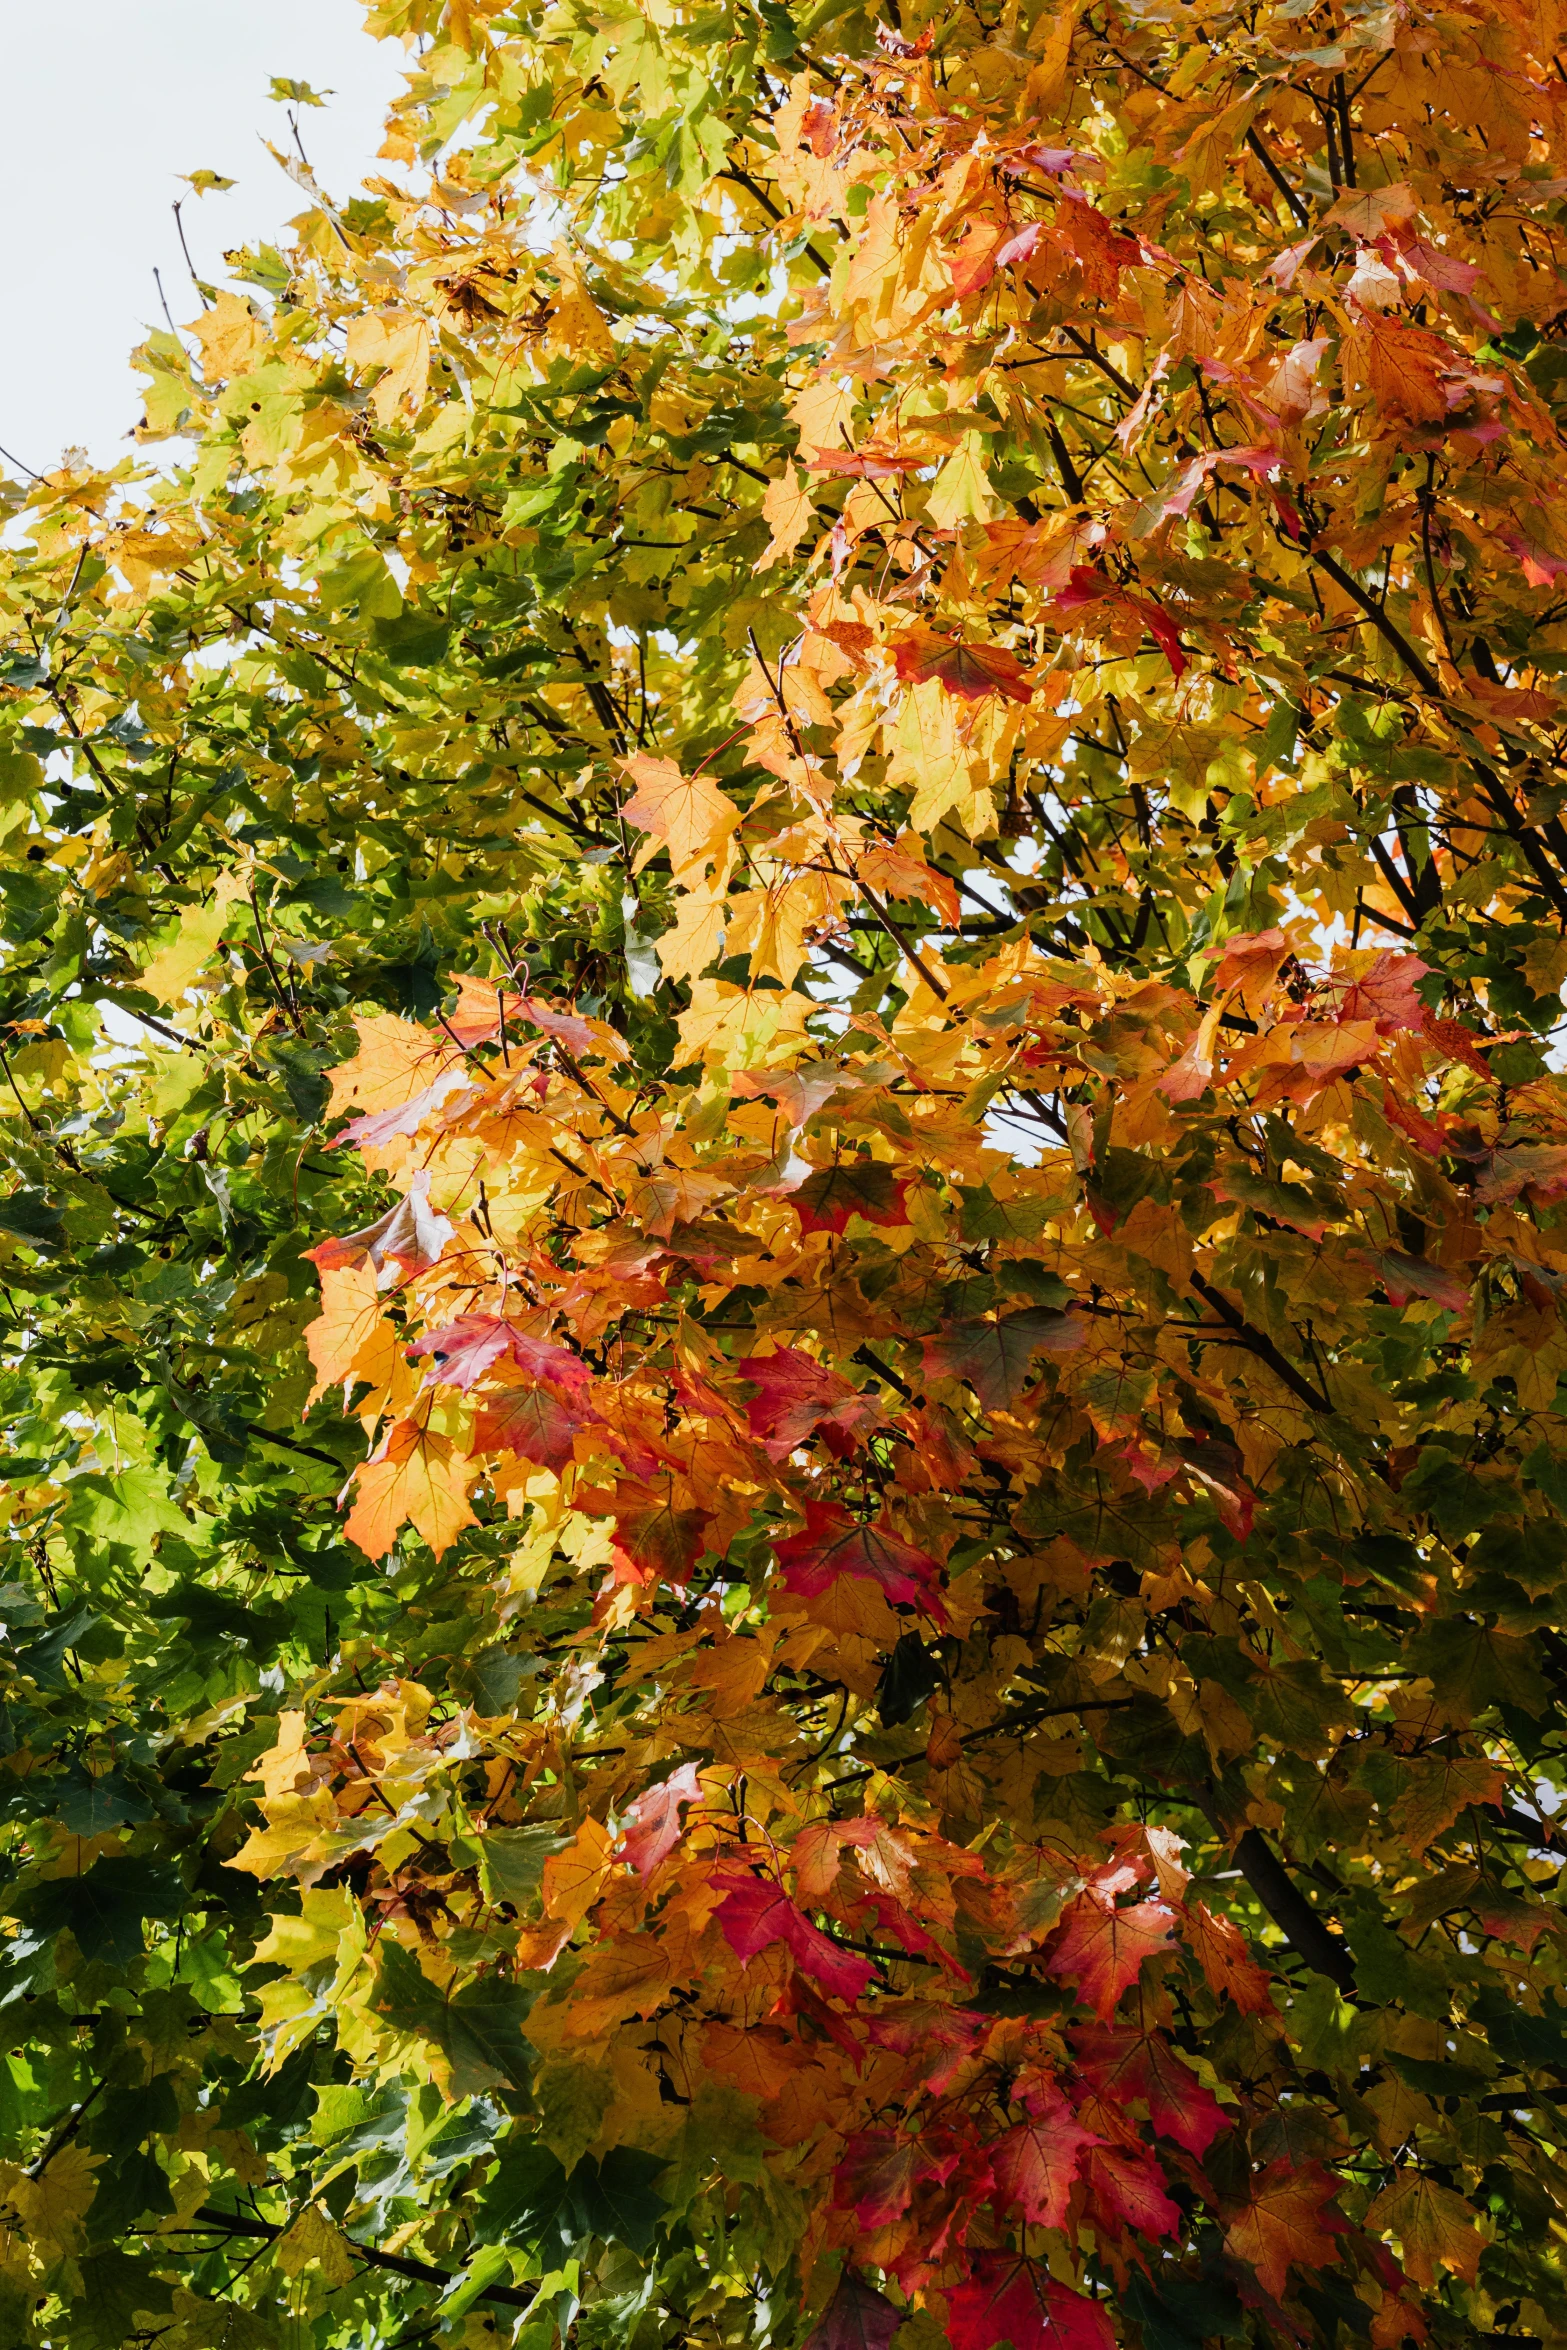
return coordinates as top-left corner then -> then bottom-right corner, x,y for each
2,0 -> 1567,2346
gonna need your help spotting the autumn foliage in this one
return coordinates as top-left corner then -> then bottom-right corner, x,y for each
2,0 -> 1567,2348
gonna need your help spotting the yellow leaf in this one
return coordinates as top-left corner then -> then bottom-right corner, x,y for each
252,1887 -> 362,1968
924,432 -> 997,531
188,292 -> 267,382
674,977 -> 810,1071
275,2202 -> 356,2287
755,470 -> 817,571
345,311 -> 432,424
0,2144 -> 103,2257
306,1264 -> 389,1405
225,1787 -> 338,1878
327,1012 -> 457,1121
140,899 -> 230,1006
541,1814 -> 612,1926
657,879 -> 730,984
621,753 -> 741,877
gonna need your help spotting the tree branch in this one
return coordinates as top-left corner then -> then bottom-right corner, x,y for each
183,2206 -> 535,2310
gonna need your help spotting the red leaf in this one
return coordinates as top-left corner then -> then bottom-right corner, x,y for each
1055,194 -> 1141,301
1139,597 -> 1188,681
837,2132 -> 918,2228
1076,2139 -> 1181,2239
789,1160 -> 910,1234
472,1384 -> 598,1471
893,636 -> 1034,704
802,2274 -> 902,2350
1053,566 -> 1186,680
945,2257 -> 1113,2350
618,1760 -> 705,1878
713,1873 -> 876,2002
775,1500 -> 947,1621
411,1318 -> 595,1400
1420,1006 -> 1495,1081
1071,2025 -> 1232,2158
865,2000 -> 989,2091
737,1346 -> 885,1461
1381,1086 -> 1451,1156
1335,950 -> 1430,1031
990,2083 -> 1100,2227
1044,1892 -> 1176,2019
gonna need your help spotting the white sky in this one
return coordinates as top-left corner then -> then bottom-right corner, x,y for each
0,0 -> 405,478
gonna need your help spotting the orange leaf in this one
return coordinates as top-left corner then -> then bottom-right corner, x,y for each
1224,2160 -> 1347,2301
343,1419 -> 477,1558
305,1264 -> 389,1406
621,753 -> 741,876
1179,1900 -> 1277,2014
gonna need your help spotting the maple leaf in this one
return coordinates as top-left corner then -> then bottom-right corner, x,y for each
1350,313 -> 1454,426
622,752 -> 741,876
713,1872 -> 876,2002
788,1160 -> 911,1234
1044,1892 -> 1176,2019
1335,951 -> 1430,1030
737,1346 -> 885,1459
1054,194 -> 1141,300
1177,1900 -> 1277,2014
837,2132 -> 918,2228
1224,2161 -> 1349,2302
1076,2139 -> 1181,2239
618,1760 -> 706,1877
325,1012 -> 457,1122
344,1418 -> 478,1559
989,2085 -> 1101,2227
1071,2024 -> 1232,2156
774,1500 -> 947,1620
1381,1087 -> 1452,1156
306,1170 -> 454,1278
1419,1007 -> 1495,1082
1361,1250 -> 1470,1312
598,1483 -> 710,1588
305,1263 -> 387,1404
1054,565 -> 1187,679
921,1308 -> 1084,1410
1388,1754 -> 1505,1855
802,2273 -> 902,2350
472,1383 -> 599,1471
892,635 -> 1034,704
410,1315 -> 528,1389
444,973 -> 512,1047
945,2258 -> 1113,2350
1366,2169 -> 1486,2288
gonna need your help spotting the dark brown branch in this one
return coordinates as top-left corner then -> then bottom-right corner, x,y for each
1310,547 -> 1441,695
1233,1827 -> 1358,1994
1187,1273 -> 1335,1417
1245,128 -> 1310,226
185,2205 -> 534,2309
718,168 -> 833,277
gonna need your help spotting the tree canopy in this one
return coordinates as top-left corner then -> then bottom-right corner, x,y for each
3,1 -> 1567,2347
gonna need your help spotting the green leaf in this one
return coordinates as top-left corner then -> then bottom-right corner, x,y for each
15,1856 -> 185,1966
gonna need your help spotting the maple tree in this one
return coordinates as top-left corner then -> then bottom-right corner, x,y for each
3,0 -> 1567,2346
